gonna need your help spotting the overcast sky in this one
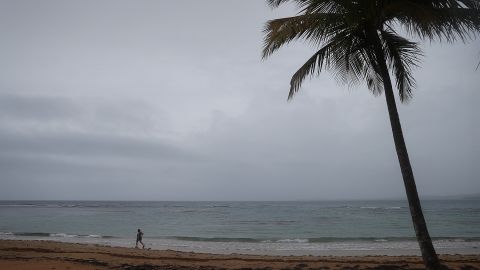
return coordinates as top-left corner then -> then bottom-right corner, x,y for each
0,0 -> 479,201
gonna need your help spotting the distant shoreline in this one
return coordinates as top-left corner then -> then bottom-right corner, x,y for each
1,240 -> 480,270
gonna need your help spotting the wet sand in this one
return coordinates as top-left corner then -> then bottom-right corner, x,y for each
1,239 -> 479,269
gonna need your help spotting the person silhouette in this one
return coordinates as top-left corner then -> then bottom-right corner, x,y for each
135,229 -> 145,249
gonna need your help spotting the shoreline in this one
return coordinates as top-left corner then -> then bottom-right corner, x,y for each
1,240 -> 480,270
2,234 -> 480,257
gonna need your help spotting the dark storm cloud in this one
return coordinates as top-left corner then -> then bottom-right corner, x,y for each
0,0 -> 478,200
0,130 -> 196,162
0,94 -> 80,121
0,93 -> 195,165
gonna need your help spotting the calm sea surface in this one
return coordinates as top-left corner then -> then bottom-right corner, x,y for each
1,200 -> 479,255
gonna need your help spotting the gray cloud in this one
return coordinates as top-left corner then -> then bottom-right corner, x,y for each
0,94 -> 80,121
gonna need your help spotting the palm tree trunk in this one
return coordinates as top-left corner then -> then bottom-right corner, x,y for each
370,30 -> 442,270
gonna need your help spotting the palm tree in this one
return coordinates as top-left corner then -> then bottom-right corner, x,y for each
262,1 -> 480,269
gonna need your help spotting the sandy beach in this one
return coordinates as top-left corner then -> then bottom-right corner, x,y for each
0,240 -> 479,270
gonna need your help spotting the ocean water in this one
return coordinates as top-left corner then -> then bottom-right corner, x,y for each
0,200 -> 479,255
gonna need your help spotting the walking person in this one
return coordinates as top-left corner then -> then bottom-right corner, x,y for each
135,229 -> 145,249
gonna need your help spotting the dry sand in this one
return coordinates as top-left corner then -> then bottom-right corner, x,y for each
1,239 -> 479,270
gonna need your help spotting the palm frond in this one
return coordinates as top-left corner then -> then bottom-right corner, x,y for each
288,28 -> 382,99
385,0 -> 480,42
266,0 -> 295,8
262,13 -> 344,59
288,30 -> 352,98
267,0 -> 348,12
380,29 -> 423,102
288,41 -> 335,99
299,0 -> 351,14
